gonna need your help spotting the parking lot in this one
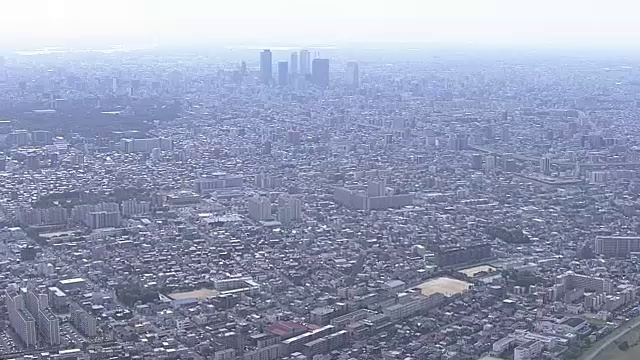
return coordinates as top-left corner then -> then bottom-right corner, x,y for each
0,329 -> 21,355
60,322 -> 87,347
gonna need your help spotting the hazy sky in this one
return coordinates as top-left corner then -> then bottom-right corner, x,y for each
0,0 -> 638,48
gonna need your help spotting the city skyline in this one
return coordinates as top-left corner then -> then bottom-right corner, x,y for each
2,1 -> 640,359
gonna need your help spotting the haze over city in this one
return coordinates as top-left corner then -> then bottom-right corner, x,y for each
1,0 -> 640,48
2,1 -> 640,360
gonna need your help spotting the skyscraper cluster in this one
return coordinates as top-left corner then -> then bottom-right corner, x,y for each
258,49 -> 358,89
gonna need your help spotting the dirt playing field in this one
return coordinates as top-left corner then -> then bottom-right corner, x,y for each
417,277 -> 473,296
168,288 -> 219,300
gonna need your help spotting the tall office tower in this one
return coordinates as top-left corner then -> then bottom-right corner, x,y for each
299,50 -> 311,75
345,61 -> 359,88
312,58 -> 330,88
260,50 -> 273,85
540,157 -> 551,175
290,52 -> 298,74
278,61 -> 289,86
5,288 -> 37,347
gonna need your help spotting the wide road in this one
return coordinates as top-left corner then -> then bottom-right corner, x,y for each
580,316 -> 640,360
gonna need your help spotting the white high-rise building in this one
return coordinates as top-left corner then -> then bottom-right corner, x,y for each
367,179 -> 387,197
289,197 -> 301,220
71,202 -> 118,223
248,196 -> 272,221
5,288 -> 37,347
299,50 -> 311,75
25,288 -> 60,346
86,211 -> 121,229
277,196 -> 302,224
277,206 -> 291,224
121,200 -> 150,217
6,287 -> 60,347
26,289 -> 59,346
96,202 -> 119,212
71,204 -> 95,223
121,137 -> 173,153
71,304 -> 97,337
194,174 -> 243,193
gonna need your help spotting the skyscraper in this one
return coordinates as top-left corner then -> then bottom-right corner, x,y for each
540,157 -> 552,175
290,53 -> 298,74
260,50 -> 273,85
345,61 -> 359,89
278,61 -> 289,86
312,58 -> 330,88
299,50 -> 311,75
